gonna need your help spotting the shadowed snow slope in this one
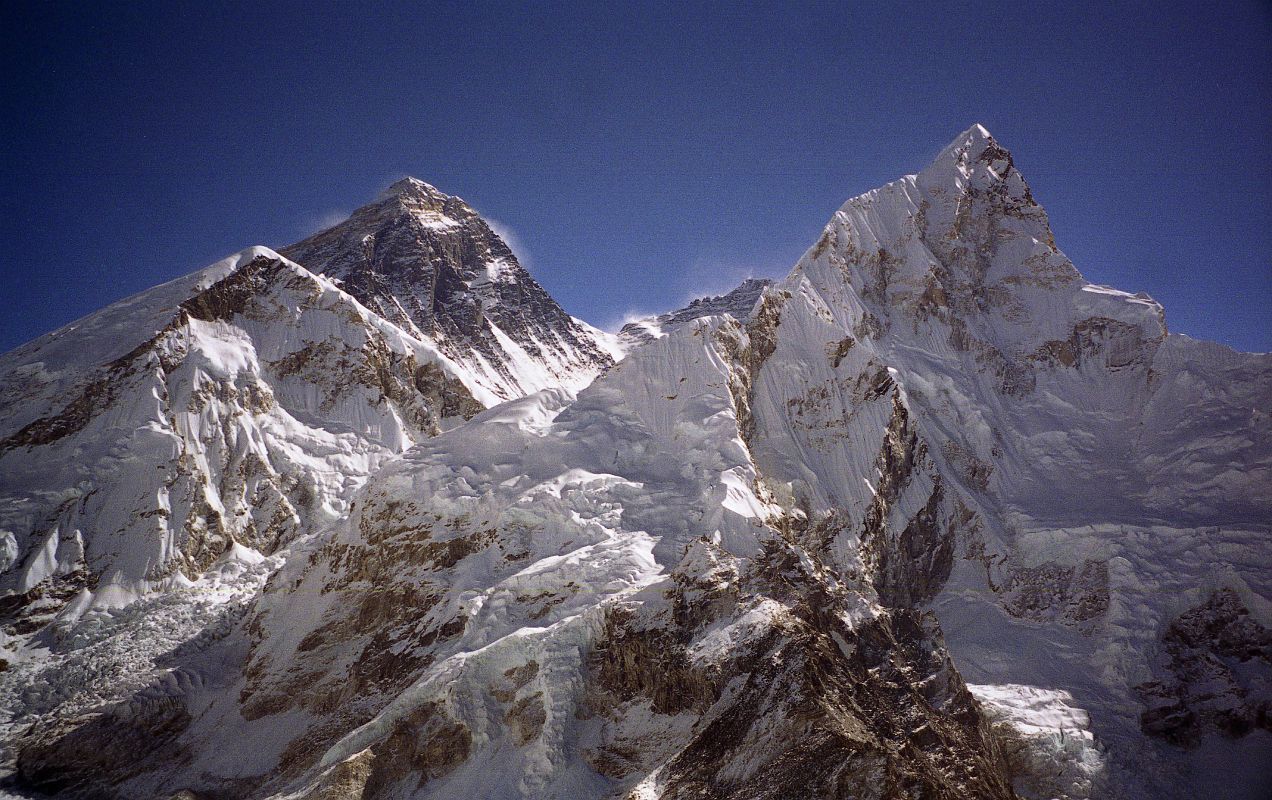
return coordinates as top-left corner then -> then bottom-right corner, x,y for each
3,127 -> 1270,800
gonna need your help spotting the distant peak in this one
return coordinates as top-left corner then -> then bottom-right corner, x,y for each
680,278 -> 773,311
966,122 -> 994,141
910,124 -> 1029,201
933,123 -> 1002,166
620,276 -> 775,346
722,277 -> 774,300
377,176 -> 447,202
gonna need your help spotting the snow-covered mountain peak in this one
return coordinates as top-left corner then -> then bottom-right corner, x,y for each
917,122 -> 1032,204
369,176 -> 480,234
930,122 -> 997,166
799,125 -> 1170,377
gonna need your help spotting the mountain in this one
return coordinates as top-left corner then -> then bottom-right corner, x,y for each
281,178 -> 619,402
618,278 -> 773,348
0,247 -> 471,612
2,127 -> 1270,800
0,184 -> 616,769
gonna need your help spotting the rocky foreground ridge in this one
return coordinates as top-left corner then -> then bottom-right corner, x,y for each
0,126 -> 1269,800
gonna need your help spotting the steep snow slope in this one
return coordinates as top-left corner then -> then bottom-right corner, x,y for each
281,178 -> 618,401
752,124 -> 1272,799
18,313 -> 1015,800
0,248 -> 481,620
0,248 -> 490,766
4,127 -> 1270,800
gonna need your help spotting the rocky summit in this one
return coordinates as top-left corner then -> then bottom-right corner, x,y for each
1,126 -> 1269,800
281,178 -> 618,403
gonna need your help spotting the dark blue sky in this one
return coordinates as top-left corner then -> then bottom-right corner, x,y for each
3,1 -> 1269,352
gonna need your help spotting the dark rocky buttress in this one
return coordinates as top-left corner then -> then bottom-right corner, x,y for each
282,178 -> 613,399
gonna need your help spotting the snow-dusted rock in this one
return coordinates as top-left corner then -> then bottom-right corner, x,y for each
281,178 -> 619,402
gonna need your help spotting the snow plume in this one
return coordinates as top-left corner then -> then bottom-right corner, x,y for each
485,216 -> 534,268
299,209 -> 351,237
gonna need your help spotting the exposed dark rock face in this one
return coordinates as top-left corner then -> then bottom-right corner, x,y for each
0,565 -> 94,636
1030,316 -> 1163,372
0,310 -> 182,455
282,178 -> 614,400
858,395 -> 953,609
305,702 -> 473,799
999,559 -> 1110,629
1137,588 -> 1272,744
0,372 -> 118,452
586,536 -> 1015,800
715,287 -> 787,449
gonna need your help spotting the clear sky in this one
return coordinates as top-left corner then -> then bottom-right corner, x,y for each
2,1 -> 1269,353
